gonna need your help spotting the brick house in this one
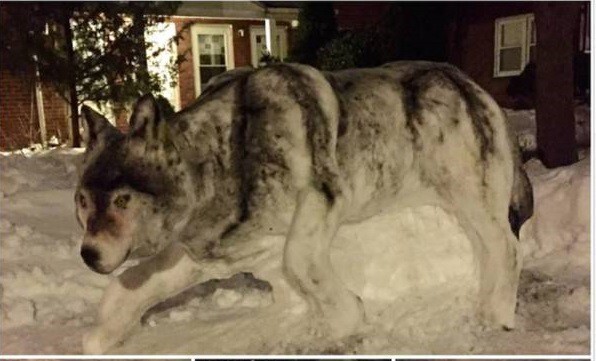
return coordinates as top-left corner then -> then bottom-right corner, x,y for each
0,3 -> 70,150
0,1 -> 299,150
332,2 -> 590,108
445,2 -> 590,108
0,67 -> 70,150
2,2 -> 589,150
156,1 -> 300,110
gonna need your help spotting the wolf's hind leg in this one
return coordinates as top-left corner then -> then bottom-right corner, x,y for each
82,242 -> 231,354
450,197 -> 521,330
283,187 -> 364,338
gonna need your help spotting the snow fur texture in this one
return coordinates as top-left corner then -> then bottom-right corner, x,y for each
76,61 -> 533,354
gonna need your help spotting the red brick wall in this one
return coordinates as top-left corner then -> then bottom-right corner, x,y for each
0,69 -> 69,150
173,17 -> 292,108
0,70 -> 38,149
447,2 -> 584,107
1,2 -> 69,150
40,82 -> 70,143
446,3 -> 537,107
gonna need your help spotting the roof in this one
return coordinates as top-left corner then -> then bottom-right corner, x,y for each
175,1 -> 299,20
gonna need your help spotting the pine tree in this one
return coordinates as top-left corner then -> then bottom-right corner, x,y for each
1,2 -> 180,146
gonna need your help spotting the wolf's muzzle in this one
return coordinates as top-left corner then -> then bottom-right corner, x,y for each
81,246 -> 100,269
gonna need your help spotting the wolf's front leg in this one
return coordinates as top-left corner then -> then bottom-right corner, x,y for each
82,242 -> 230,354
283,188 -> 365,338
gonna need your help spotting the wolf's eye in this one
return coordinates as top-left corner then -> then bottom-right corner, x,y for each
114,194 -> 131,209
77,192 -> 87,209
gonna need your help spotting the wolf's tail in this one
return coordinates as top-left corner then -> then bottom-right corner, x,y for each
508,165 -> 534,239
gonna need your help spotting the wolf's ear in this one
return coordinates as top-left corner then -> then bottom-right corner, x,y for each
129,94 -> 166,142
81,105 -> 118,149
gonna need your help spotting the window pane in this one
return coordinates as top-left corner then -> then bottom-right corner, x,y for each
212,36 -> 224,52
215,54 -> 225,65
198,34 -> 226,66
501,21 -> 524,47
199,54 -> 211,64
500,47 -> 522,72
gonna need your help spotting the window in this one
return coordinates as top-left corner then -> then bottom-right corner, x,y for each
494,14 -> 535,77
190,24 -> 235,95
250,25 -> 289,67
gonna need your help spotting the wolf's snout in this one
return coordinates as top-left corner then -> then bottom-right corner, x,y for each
81,246 -> 100,269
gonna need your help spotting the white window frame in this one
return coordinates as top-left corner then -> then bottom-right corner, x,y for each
579,3 -> 590,53
494,13 -> 535,78
190,23 -> 235,95
249,25 -> 288,67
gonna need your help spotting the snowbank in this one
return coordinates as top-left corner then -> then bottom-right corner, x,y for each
0,147 -> 590,355
522,156 -> 590,259
505,105 -> 590,153
0,147 -> 83,197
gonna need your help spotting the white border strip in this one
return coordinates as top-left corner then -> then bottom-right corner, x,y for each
0,356 -> 591,359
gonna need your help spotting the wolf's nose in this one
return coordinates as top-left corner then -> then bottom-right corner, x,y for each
81,246 -> 100,268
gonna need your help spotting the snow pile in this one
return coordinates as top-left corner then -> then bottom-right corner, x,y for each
0,147 -> 590,355
0,220 -> 104,329
512,155 -> 590,345
521,156 -> 590,259
0,147 -> 82,197
0,145 -> 107,333
505,105 -> 590,153
333,206 -> 477,319
453,154 -> 590,355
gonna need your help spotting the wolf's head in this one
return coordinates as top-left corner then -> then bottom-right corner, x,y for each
76,95 -> 194,274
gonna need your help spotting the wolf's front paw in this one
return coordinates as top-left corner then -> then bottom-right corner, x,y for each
82,327 -> 111,355
479,309 -> 516,331
478,295 -> 516,331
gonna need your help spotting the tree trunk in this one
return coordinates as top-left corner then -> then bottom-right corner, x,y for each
62,10 -> 81,147
535,3 -> 579,167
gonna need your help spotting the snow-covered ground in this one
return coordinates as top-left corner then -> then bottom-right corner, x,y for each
0,131 -> 590,355
505,104 -> 590,154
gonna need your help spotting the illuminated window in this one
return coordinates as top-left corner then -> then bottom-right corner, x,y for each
494,14 -> 535,77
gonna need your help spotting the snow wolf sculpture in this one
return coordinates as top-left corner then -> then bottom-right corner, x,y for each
76,62 -> 533,354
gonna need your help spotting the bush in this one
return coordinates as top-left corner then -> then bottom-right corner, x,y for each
316,31 -> 382,71
258,51 -> 281,67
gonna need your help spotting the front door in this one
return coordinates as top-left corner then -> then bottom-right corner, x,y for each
250,26 -> 288,67
190,24 -> 235,95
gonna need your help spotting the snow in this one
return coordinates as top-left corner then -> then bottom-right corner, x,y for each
0,144 -> 590,355
504,104 -> 591,153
